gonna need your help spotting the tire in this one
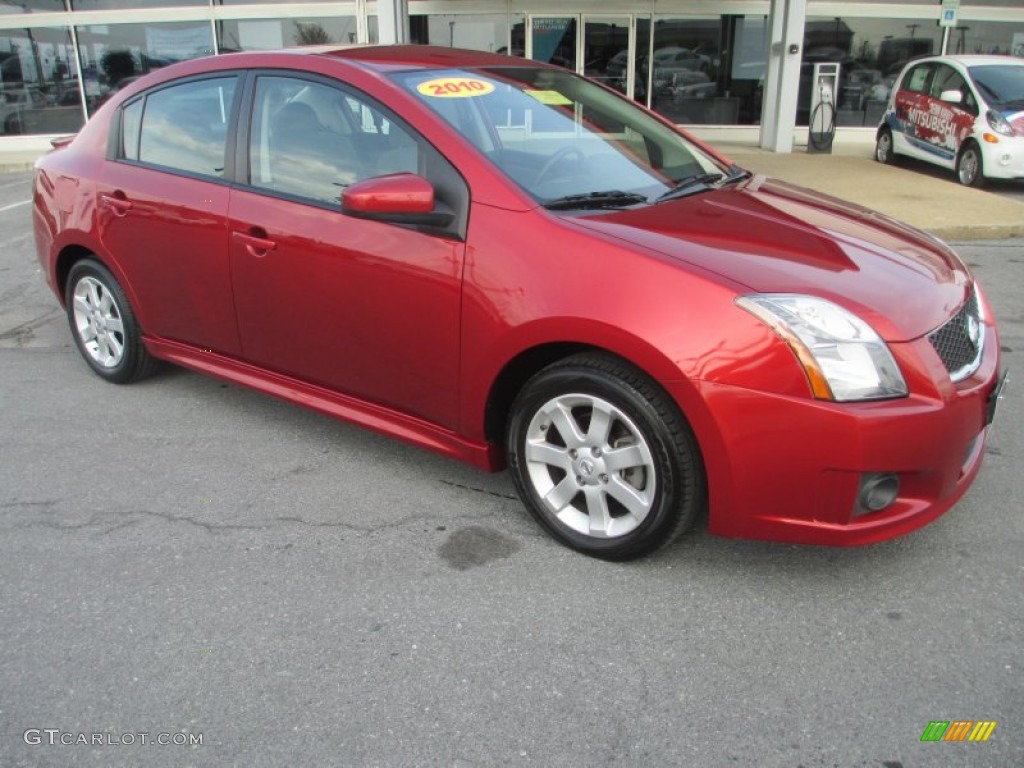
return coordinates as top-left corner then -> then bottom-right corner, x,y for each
808,102 -> 836,151
957,142 -> 985,188
65,258 -> 159,384
506,353 -> 705,560
875,127 -> 895,165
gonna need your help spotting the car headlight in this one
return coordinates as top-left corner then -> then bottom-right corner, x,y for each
986,109 -> 1014,137
736,294 -> 908,402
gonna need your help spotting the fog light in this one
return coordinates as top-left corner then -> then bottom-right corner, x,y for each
998,152 -> 1013,167
855,473 -> 900,515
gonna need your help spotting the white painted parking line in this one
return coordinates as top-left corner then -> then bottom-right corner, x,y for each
0,178 -> 31,190
0,200 -> 31,213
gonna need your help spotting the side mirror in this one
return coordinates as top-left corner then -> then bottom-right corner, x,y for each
939,89 -> 962,105
342,173 -> 453,228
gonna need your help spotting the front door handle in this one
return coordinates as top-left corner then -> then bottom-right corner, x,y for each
232,230 -> 277,258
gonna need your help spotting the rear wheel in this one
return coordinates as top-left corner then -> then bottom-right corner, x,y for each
65,259 -> 158,383
506,353 -> 704,560
957,142 -> 985,188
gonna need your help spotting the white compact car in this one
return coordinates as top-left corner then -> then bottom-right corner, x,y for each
875,55 -> 1024,187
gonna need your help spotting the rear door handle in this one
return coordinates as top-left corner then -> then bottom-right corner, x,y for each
100,193 -> 133,216
232,230 -> 277,257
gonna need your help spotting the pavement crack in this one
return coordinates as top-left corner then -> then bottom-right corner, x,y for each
0,308 -> 63,347
439,480 -> 517,501
276,512 -> 433,534
12,508 -> 264,535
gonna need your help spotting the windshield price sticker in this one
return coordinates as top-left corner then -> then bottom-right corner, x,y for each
525,90 -> 573,106
417,78 -> 495,98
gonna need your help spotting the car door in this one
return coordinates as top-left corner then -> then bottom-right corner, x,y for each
890,62 -> 938,164
227,73 -> 468,429
98,75 -> 243,355
924,63 -> 978,163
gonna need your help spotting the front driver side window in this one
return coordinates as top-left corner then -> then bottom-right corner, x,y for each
248,75 -> 422,205
930,66 -> 977,115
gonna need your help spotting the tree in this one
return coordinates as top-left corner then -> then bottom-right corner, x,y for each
293,23 -> 333,47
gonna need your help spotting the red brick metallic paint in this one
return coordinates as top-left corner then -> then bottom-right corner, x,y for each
33,46 -> 1002,546
342,173 -> 436,214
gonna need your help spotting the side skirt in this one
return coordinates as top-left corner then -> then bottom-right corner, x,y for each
144,336 -> 502,472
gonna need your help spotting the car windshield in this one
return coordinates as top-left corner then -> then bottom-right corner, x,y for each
968,64 -> 1024,110
393,66 -> 732,208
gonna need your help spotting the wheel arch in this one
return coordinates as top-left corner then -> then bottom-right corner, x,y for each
52,237 -> 141,321
480,333 -> 705,469
55,243 -> 95,307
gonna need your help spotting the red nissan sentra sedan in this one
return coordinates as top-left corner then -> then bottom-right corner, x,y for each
32,46 -> 1004,560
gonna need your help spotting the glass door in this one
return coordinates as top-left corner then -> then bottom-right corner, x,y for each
527,14 -> 635,99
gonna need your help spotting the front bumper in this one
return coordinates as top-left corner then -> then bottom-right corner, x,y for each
979,137 -> 1024,180
669,325 -> 1002,546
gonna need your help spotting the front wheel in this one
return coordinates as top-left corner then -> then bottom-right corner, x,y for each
65,258 -> 158,383
957,142 -> 985,188
506,353 -> 705,560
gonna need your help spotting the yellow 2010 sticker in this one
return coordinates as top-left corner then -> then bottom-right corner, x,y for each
416,77 -> 495,98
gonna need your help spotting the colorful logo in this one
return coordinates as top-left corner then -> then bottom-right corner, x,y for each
920,721 -> 997,742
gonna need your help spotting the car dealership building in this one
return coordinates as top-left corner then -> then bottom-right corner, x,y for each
1,0 -> 1022,157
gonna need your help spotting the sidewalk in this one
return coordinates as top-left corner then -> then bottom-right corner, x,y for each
719,142 -> 1024,242
5,140 -> 1023,241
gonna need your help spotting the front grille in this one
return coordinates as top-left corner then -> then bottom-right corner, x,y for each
928,290 -> 983,381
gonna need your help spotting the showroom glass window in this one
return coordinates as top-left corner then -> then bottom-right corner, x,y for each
125,76 -> 237,177
947,20 -> 1024,57
0,27 -> 84,136
794,12 -> 1024,126
409,13 -> 511,53
71,0 -> 203,8
217,17 -> 359,51
650,16 -> 766,126
75,23 -> 215,115
0,0 -> 65,10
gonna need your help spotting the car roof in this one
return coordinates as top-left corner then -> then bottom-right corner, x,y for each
913,54 -> 1024,68
309,44 -> 540,72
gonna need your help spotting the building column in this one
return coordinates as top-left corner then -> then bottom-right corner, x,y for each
377,0 -> 410,44
760,0 -> 807,153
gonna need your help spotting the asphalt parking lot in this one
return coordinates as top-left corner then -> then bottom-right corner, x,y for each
1,169 -> 1022,767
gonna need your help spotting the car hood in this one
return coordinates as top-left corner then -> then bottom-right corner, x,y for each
568,176 -> 970,341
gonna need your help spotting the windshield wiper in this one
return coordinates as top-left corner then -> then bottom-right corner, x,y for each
542,190 -> 649,211
655,166 -> 751,203
723,164 -> 752,184
655,172 -> 724,203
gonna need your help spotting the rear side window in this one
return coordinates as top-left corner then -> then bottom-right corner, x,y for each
127,77 -> 237,178
121,99 -> 143,161
904,64 -> 932,94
